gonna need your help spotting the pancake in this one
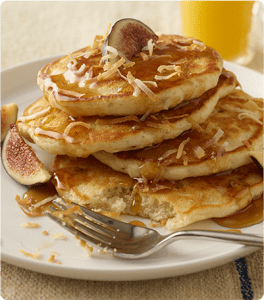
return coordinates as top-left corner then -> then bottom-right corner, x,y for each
37,34 -> 223,117
51,155 -> 263,230
17,70 -> 237,157
94,90 -> 263,180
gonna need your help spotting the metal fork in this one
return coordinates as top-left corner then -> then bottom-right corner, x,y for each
45,199 -> 263,259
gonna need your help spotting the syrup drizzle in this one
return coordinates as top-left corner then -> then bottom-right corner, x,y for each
212,195 -> 263,228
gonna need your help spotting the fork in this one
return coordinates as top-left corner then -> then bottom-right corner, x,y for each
45,199 -> 263,259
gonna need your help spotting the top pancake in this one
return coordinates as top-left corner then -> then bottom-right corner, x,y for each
37,34 -> 223,117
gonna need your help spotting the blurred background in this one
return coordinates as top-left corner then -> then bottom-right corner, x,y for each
1,1 -> 263,73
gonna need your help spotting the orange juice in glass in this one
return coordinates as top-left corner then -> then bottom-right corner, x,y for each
180,1 -> 255,64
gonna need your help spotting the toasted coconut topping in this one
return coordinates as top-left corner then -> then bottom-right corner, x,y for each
142,39 -> 155,56
67,51 -> 78,66
162,113 -> 189,120
92,35 -> 104,49
221,104 -> 261,116
182,155 -> 189,166
123,62 -> 136,68
51,233 -> 67,240
21,222 -> 40,228
58,89 -> 85,98
246,100 -> 264,111
193,146 -> 205,159
204,128 -> 224,149
20,206 -> 44,217
238,113 -> 263,124
169,58 -> 188,65
142,81 -> 158,87
101,45 -> 119,61
83,48 -> 101,59
72,63 -> 87,75
155,71 -> 181,81
158,149 -> 178,161
140,106 -> 153,122
48,254 -> 62,264
204,122 -> 215,134
17,106 -> 51,123
127,71 -> 157,101
176,137 -> 190,159
52,205 -> 81,217
64,121 -> 92,136
134,79 -> 157,101
34,127 -> 75,144
19,249 -> 41,259
30,195 -> 57,209
140,52 -> 149,61
97,57 -> 126,81
145,121 -> 171,131
76,236 -> 94,255
217,141 -> 229,158
157,65 -> 181,73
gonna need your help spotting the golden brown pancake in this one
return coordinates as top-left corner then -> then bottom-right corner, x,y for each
94,90 -> 263,180
37,34 -> 223,117
51,155 -> 263,230
17,70 -> 237,157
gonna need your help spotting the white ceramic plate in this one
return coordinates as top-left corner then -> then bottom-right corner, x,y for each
1,58 -> 263,281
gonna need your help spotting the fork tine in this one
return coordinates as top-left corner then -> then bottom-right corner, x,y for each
45,210 -> 113,249
71,201 -> 134,234
52,200 -> 118,238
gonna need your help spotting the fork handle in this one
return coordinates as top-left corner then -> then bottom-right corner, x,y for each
163,230 -> 263,247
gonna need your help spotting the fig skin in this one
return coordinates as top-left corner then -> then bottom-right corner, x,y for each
1,102 -> 18,142
2,123 -> 51,185
102,18 -> 158,62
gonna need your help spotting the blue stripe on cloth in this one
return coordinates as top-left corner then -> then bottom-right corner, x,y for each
235,257 -> 254,300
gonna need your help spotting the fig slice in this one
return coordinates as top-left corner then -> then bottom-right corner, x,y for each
1,102 -> 18,142
2,123 -> 51,185
102,18 -> 158,63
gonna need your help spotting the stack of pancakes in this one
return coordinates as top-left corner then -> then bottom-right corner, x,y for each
17,29 -> 263,230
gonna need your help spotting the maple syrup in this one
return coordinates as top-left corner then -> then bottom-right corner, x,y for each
128,220 -> 146,227
23,181 -> 58,212
212,195 -> 263,228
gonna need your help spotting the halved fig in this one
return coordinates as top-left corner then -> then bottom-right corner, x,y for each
102,18 -> 158,63
1,102 -> 18,142
2,124 -> 51,185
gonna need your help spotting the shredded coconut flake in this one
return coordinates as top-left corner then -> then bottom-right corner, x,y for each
193,146 -> 205,159
51,233 -> 67,240
155,72 -> 181,80
21,222 -> 40,228
157,65 -> 181,73
67,51 -> 78,66
31,195 -> 57,209
204,128 -> 224,149
64,121 -> 92,136
19,249 -> 42,259
140,52 -> 149,61
158,149 -> 178,161
176,138 -> 190,159
217,141 -> 229,158
34,127 -> 75,144
237,113 -> 263,125
17,106 -> 51,122
97,57 -> 126,81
